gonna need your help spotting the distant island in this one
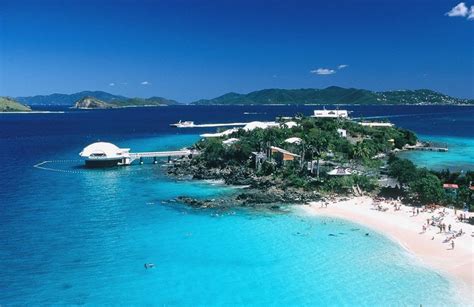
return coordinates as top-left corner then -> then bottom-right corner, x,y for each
16,91 -> 179,107
71,96 -> 176,109
0,97 -> 31,112
192,86 -> 474,105
10,86 -> 474,108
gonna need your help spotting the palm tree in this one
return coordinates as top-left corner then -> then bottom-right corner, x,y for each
303,128 -> 329,179
353,142 -> 370,161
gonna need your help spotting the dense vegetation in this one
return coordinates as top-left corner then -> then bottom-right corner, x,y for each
0,97 -> 31,112
193,86 -> 473,105
190,116 -> 417,195
388,156 -> 473,209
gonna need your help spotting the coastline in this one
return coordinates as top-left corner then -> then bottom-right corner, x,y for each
300,196 -> 474,304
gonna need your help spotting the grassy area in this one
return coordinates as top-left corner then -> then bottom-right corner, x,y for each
0,97 -> 31,112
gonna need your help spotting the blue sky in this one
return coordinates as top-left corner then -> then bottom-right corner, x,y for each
0,0 -> 473,102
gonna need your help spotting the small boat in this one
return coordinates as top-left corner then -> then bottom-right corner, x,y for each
170,120 -> 195,128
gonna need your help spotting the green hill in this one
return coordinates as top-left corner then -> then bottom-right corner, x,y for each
0,97 -> 32,112
72,97 -> 116,109
193,86 -> 473,105
71,96 -> 178,109
16,91 -> 179,106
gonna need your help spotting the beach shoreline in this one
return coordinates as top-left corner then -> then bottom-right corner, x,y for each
300,196 -> 474,305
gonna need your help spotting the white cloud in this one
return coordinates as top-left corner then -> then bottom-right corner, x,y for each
446,2 -> 468,17
310,68 -> 336,75
338,64 -> 348,69
109,82 -> 115,86
141,81 -> 150,85
468,5 -> 474,19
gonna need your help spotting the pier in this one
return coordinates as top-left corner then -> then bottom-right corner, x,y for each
79,142 -> 199,167
130,150 -> 198,164
170,120 -> 278,128
404,144 -> 448,152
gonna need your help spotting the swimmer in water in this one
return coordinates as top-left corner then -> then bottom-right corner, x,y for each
365,233 -> 369,236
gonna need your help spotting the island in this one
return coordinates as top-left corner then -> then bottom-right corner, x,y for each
192,86 -> 474,105
168,112 -> 473,213
71,95 -> 178,109
0,97 -> 32,112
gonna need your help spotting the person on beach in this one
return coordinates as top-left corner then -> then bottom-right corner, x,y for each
451,240 -> 455,250
448,224 -> 451,232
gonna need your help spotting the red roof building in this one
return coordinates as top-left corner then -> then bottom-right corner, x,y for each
443,183 -> 459,189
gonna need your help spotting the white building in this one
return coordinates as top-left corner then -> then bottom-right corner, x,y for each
327,167 -> 352,176
284,121 -> 298,128
222,138 -> 239,145
201,128 -> 239,138
312,109 -> 349,118
80,142 -> 131,167
243,121 -> 279,131
284,137 -> 302,145
337,128 -> 347,138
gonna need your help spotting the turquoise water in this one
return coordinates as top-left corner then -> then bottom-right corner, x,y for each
386,107 -> 474,171
399,135 -> 474,171
0,106 -> 469,305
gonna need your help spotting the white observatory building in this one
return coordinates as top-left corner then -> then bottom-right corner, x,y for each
80,142 -> 131,167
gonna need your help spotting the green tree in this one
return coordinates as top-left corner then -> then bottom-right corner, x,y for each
409,171 -> 445,204
388,158 -> 417,185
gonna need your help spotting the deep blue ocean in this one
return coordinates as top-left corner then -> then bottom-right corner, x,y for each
1,105 -> 473,305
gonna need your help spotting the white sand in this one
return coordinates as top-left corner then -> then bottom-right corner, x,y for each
302,196 -> 474,303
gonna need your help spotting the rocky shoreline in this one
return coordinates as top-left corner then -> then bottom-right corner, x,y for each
167,159 -> 322,209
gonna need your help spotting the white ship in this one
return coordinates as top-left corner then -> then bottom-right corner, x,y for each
170,120 -> 195,128
312,109 -> 349,118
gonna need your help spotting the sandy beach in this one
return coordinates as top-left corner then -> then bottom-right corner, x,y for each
302,196 -> 474,304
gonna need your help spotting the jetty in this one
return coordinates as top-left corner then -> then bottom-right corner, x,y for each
171,120 -> 251,128
170,120 -> 280,128
404,143 -> 448,152
79,142 -> 198,167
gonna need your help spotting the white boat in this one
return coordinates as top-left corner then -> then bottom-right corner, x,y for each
170,120 -> 195,128
312,109 -> 349,118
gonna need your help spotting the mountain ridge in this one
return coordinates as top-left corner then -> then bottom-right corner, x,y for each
192,86 -> 474,105
16,91 -> 179,106
13,87 -> 474,106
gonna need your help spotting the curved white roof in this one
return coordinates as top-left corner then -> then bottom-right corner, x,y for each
243,121 -> 271,131
80,142 -> 129,158
284,137 -> 302,144
201,128 -> 238,138
284,121 -> 298,128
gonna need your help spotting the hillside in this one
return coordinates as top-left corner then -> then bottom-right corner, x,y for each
72,97 -> 116,109
193,86 -> 473,105
0,97 -> 32,112
71,95 -> 177,109
16,91 -> 179,106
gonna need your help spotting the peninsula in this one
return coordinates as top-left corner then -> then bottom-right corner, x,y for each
168,112 -> 473,210
0,97 -> 31,112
